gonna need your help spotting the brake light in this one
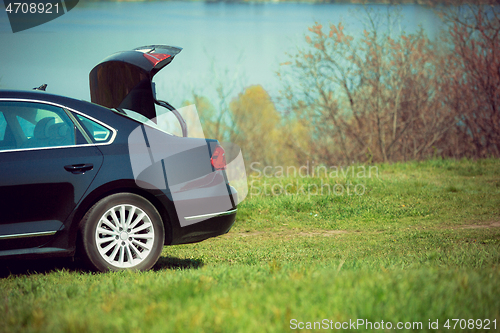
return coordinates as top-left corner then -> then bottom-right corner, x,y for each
143,53 -> 171,67
211,145 -> 226,170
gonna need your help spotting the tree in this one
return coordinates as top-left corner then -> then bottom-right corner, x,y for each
279,6 -> 457,164
439,4 -> 500,158
229,85 -> 293,166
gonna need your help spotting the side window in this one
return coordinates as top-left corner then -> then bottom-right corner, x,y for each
16,116 -> 35,138
0,112 -> 16,151
0,101 -> 75,151
0,112 -> 6,140
75,114 -> 112,143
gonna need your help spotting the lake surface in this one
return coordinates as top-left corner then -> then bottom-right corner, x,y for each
0,2 -> 443,105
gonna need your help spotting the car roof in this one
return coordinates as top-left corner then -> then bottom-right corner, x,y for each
0,89 -> 115,119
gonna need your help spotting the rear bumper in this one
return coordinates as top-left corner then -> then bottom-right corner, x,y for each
170,208 -> 237,245
159,183 -> 238,245
184,208 -> 237,221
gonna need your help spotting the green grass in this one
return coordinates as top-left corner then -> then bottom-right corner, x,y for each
1,158 -> 499,332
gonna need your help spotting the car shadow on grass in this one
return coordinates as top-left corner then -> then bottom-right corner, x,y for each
0,256 -> 204,278
0,257 -> 84,278
153,256 -> 204,270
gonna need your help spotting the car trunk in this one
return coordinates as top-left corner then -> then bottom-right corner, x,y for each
89,45 -> 182,120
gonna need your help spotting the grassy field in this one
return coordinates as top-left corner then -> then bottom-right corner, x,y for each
1,158 -> 499,332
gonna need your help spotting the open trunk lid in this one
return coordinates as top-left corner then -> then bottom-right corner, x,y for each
89,45 -> 182,120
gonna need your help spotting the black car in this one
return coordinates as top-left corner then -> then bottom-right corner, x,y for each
0,45 -> 239,271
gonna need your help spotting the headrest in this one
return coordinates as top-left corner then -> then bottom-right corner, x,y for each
33,117 -> 55,139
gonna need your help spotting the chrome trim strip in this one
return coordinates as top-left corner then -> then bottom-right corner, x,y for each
184,209 -> 238,221
0,230 -> 57,240
0,98 -> 117,153
0,143 -> 106,154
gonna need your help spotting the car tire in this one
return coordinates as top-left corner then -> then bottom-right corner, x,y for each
79,193 -> 165,272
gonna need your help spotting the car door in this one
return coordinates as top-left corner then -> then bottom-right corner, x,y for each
0,100 -> 104,251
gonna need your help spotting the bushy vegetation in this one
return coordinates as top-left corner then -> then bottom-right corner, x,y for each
278,4 -> 499,164
183,3 -> 500,168
1,158 -> 499,332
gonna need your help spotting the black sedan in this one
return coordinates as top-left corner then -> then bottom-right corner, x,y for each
0,45 -> 239,271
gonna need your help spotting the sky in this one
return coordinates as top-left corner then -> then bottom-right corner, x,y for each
0,1 -> 443,106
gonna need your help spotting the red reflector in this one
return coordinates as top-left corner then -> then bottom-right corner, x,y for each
211,146 -> 226,170
143,53 -> 171,66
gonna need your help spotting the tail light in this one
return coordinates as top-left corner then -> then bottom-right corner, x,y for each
143,53 -> 171,67
211,145 -> 226,170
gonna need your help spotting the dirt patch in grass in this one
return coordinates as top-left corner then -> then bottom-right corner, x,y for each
450,221 -> 500,229
232,231 -> 266,237
227,229 -> 350,238
227,221 -> 500,238
297,230 -> 350,236
439,221 -> 500,230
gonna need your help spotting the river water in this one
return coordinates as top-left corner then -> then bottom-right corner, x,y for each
0,1 -> 442,105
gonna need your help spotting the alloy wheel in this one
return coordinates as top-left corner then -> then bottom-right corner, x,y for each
95,204 -> 155,268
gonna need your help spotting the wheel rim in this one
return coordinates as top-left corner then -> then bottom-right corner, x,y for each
95,204 -> 155,268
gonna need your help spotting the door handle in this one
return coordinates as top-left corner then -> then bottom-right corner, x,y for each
64,163 -> 94,174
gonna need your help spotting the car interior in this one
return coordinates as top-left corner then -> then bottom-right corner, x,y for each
0,104 -> 75,151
